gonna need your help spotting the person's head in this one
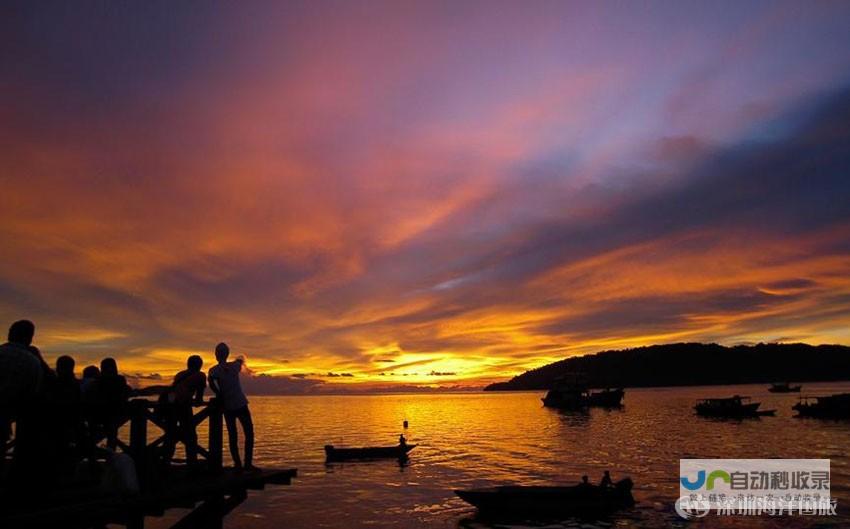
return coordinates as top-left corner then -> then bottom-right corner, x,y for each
101,357 -> 118,376
582,475 -> 589,483
82,365 -> 100,379
8,319 -> 35,346
187,354 -> 203,372
56,355 -> 75,378
215,342 -> 230,363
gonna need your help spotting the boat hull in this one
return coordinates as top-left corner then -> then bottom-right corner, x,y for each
694,401 -> 773,418
324,444 -> 416,462
455,478 -> 634,517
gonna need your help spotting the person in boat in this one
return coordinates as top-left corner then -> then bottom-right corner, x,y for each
600,470 -> 613,488
578,475 -> 591,488
209,342 -> 256,471
161,355 -> 206,468
399,433 -> 407,448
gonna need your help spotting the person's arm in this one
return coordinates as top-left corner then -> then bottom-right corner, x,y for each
194,375 -> 206,405
209,371 -> 221,395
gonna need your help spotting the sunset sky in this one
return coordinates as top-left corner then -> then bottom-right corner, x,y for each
2,2 -> 850,392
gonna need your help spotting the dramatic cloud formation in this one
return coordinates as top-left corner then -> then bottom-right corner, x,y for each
2,1 -> 850,391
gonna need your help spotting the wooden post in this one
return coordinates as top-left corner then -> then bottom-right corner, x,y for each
129,400 -> 148,489
208,398 -> 223,474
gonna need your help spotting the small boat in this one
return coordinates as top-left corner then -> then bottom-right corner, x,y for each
324,443 -> 416,462
768,382 -> 802,393
694,395 -> 775,418
793,393 -> 850,419
455,478 -> 634,516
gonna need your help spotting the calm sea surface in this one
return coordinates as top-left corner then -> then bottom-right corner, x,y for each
145,382 -> 850,529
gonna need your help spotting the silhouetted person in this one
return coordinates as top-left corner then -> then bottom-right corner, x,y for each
79,365 -> 101,469
96,357 -> 130,450
81,365 -> 100,395
80,365 -> 100,429
209,342 -> 255,471
52,355 -> 82,472
600,470 -> 613,488
0,320 -> 44,476
0,320 -> 52,486
579,475 -> 590,486
162,355 -> 206,468
399,434 -> 407,448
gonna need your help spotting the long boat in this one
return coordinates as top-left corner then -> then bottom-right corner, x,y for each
324,444 -> 416,462
694,395 -> 775,418
793,393 -> 850,419
455,478 -> 634,516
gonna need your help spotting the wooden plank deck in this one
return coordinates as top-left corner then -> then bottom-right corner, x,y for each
1,466 -> 297,528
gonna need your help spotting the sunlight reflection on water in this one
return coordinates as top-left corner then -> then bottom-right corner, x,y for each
145,382 -> 850,529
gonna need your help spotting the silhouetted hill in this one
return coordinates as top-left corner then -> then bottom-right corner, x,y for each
484,343 -> 850,391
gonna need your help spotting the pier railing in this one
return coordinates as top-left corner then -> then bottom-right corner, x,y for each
128,397 -> 224,486
2,397 -> 225,490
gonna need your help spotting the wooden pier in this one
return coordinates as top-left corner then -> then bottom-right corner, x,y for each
1,398 -> 297,528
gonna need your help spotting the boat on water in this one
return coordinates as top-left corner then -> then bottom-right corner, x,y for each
542,375 -> 624,409
793,393 -> 850,419
454,478 -> 634,516
768,382 -> 802,393
542,387 -> 624,409
694,395 -> 775,418
324,444 -> 416,462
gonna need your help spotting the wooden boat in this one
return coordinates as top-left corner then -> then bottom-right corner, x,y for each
694,395 -> 775,418
793,393 -> 850,419
324,444 -> 416,462
768,382 -> 802,393
455,478 -> 634,516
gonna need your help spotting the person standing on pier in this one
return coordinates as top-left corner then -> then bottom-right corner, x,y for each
209,342 -> 256,471
96,357 -> 131,450
162,355 -> 206,469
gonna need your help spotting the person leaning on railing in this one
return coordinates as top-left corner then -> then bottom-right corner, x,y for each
208,342 -> 257,472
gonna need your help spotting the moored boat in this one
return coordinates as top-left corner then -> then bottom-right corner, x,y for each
768,382 -> 802,393
454,478 -> 634,516
542,375 -> 624,409
793,393 -> 850,419
324,444 -> 416,462
694,395 -> 775,418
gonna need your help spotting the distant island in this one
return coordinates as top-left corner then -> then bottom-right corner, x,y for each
484,343 -> 850,391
